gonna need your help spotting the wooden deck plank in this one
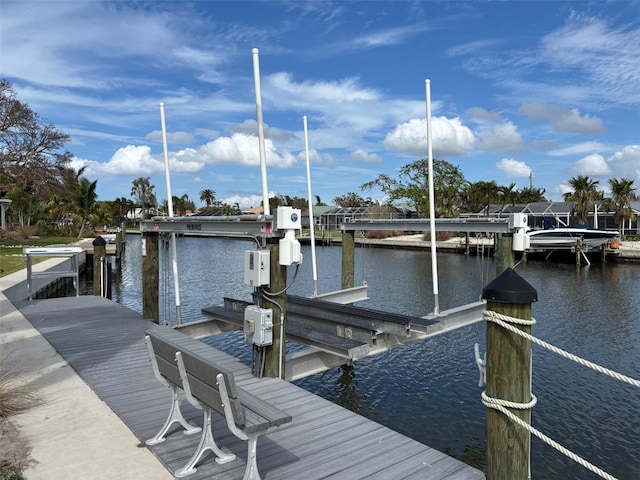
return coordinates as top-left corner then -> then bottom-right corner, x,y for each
12,295 -> 485,480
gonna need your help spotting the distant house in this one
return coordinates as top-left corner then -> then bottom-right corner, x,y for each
461,201 -> 639,234
318,205 -> 417,232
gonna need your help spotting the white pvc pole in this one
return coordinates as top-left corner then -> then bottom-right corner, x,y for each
425,80 -> 440,315
160,102 -> 182,325
303,116 -> 319,297
252,48 -> 270,216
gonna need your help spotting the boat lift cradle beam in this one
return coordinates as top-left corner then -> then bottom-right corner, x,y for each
139,215 -> 277,238
187,296 -> 486,381
141,216 -> 516,237
342,218 -> 513,234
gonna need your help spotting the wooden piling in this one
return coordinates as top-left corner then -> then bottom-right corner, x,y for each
141,231 -> 159,323
483,268 -> 538,480
92,236 -> 107,296
115,223 -> 126,263
263,238 -> 287,378
494,233 -> 514,276
341,230 -> 355,289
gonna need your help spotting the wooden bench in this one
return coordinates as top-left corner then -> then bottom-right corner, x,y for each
145,329 -> 292,480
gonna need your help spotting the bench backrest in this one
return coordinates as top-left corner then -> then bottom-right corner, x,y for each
178,349 -> 246,428
146,332 -> 184,388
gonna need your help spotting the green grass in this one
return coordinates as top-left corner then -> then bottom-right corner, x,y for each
0,237 -> 79,277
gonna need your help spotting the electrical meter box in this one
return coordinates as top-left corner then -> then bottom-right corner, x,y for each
276,206 -> 302,230
509,213 -> 528,229
244,250 -> 270,286
244,305 -> 273,346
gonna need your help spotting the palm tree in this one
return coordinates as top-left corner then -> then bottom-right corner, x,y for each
607,177 -> 637,235
463,181 -> 499,216
199,189 -> 216,207
131,177 -> 154,220
498,183 -> 517,214
563,175 -> 602,225
75,176 -> 98,238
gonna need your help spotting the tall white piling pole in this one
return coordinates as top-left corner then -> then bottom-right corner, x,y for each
425,80 -> 440,315
160,102 -> 182,325
252,48 -> 270,216
303,116 -> 319,297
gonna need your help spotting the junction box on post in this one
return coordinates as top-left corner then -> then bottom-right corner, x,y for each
244,305 -> 273,346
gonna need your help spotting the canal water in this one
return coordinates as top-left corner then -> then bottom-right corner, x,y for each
111,235 -> 639,479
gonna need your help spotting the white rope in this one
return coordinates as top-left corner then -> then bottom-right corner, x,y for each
481,309 -> 638,480
484,310 -> 640,389
481,391 -> 617,480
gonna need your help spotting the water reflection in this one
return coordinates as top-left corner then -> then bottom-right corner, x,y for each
328,364 -> 372,417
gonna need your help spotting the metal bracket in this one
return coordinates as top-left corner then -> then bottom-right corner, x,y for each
474,343 -> 486,387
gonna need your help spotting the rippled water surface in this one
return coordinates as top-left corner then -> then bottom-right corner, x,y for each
113,235 -> 640,479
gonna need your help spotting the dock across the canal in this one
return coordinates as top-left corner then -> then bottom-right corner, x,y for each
6,294 -> 485,479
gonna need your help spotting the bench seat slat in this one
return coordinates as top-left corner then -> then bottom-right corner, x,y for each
237,389 -> 292,429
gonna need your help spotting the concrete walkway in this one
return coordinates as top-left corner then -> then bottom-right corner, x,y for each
0,275 -> 173,479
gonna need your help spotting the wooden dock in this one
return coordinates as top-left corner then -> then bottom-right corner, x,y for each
12,295 -> 485,479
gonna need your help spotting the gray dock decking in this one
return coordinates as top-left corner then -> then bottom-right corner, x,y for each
12,295 -> 485,479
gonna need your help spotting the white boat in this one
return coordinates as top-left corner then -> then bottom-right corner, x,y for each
526,227 -> 619,250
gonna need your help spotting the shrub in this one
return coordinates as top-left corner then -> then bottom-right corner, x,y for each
0,358 -> 41,480
0,359 -> 42,418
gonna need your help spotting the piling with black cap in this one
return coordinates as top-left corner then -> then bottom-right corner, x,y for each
482,268 -> 538,480
141,231 -> 159,323
92,236 -> 107,296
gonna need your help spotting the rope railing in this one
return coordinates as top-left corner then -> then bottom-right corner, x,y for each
480,309 -> 640,480
484,310 -> 640,389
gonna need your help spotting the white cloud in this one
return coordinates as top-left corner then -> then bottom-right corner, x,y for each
496,158 -> 532,178
570,153 -> 612,176
477,122 -> 525,153
447,39 -> 503,57
145,130 -> 195,144
221,194 -> 264,210
349,149 -> 383,164
540,14 -> 640,106
383,117 -> 476,157
229,120 -> 296,142
197,133 -> 297,168
607,145 -> 640,181
548,141 -> 608,157
353,25 -> 429,48
517,103 -> 605,134
74,145 -> 203,176
263,72 -> 426,133
268,72 -> 379,103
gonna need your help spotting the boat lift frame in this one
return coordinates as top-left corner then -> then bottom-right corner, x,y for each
139,215 -> 524,379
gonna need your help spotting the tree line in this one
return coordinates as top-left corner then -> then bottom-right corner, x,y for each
1,78 -> 637,238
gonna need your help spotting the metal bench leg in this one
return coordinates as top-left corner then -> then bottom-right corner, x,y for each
175,407 -> 236,478
146,386 -> 201,446
242,435 -> 261,480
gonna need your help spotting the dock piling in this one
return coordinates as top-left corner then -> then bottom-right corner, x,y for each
341,230 -> 355,289
482,268 -> 538,480
92,236 -> 107,297
142,231 -> 159,323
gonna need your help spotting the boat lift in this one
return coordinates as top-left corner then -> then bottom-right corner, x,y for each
140,213 -> 527,380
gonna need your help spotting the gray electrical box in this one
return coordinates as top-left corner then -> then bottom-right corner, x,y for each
244,250 -> 270,286
244,305 -> 273,346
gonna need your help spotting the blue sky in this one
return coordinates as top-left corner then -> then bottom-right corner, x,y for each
2,1 -> 639,209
